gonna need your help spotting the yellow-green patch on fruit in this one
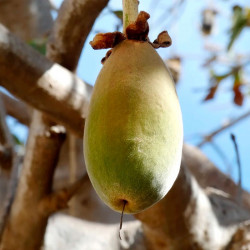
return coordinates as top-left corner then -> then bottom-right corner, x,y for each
84,39 -> 183,214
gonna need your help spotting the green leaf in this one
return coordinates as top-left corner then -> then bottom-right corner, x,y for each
12,134 -> 24,146
232,68 -> 244,105
204,69 -> 234,101
210,69 -> 232,83
246,8 -> 250,26
227,5 -> 248,51
28,39 -> 47,55
113,10 -> 123,21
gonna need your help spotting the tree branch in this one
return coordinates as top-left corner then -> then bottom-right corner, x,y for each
0,0 -> 53,41
0,92 -> 31,126
45,0 -> 109,217
0,112 -> 66,250
198,111 -> 250,147
39,174 -> 89,216
1,0 -> 110,249
0,24 -> 92,137
47,0 -> 109,71
0,1 -> 110,134
134,163 -> 250,249
183,144 -> 250,210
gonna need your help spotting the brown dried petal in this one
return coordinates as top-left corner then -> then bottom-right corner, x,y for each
90,32 -> 126,50
204,86 -> 218,101
153,31 -> 172,48
233,85 -> 244,106
126,11 -> 150,41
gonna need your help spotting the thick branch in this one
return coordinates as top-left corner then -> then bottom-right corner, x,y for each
0,112 -> 66,250
47,0 -> 109,71
0,24 -> 92,137
0,0 -> 53,41
135,163 -> 250,249
183,144 -> 250,210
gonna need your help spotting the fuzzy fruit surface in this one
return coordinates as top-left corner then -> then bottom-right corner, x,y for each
84,40 -> 183,214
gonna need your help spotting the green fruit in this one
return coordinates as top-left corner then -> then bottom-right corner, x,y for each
84,40 -> 183,214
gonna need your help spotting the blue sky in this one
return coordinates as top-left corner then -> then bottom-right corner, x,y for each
8,0 -> 250,190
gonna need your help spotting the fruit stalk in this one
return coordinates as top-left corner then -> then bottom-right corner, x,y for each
122,0 -> 138,32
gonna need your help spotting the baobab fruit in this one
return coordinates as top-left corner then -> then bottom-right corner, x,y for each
84,39 -> 183,214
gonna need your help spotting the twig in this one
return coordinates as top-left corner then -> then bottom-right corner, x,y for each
198,110 -> 250,147
230,133 -> 242,206
0,92 -> 31,126
39,174 -> 89,216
